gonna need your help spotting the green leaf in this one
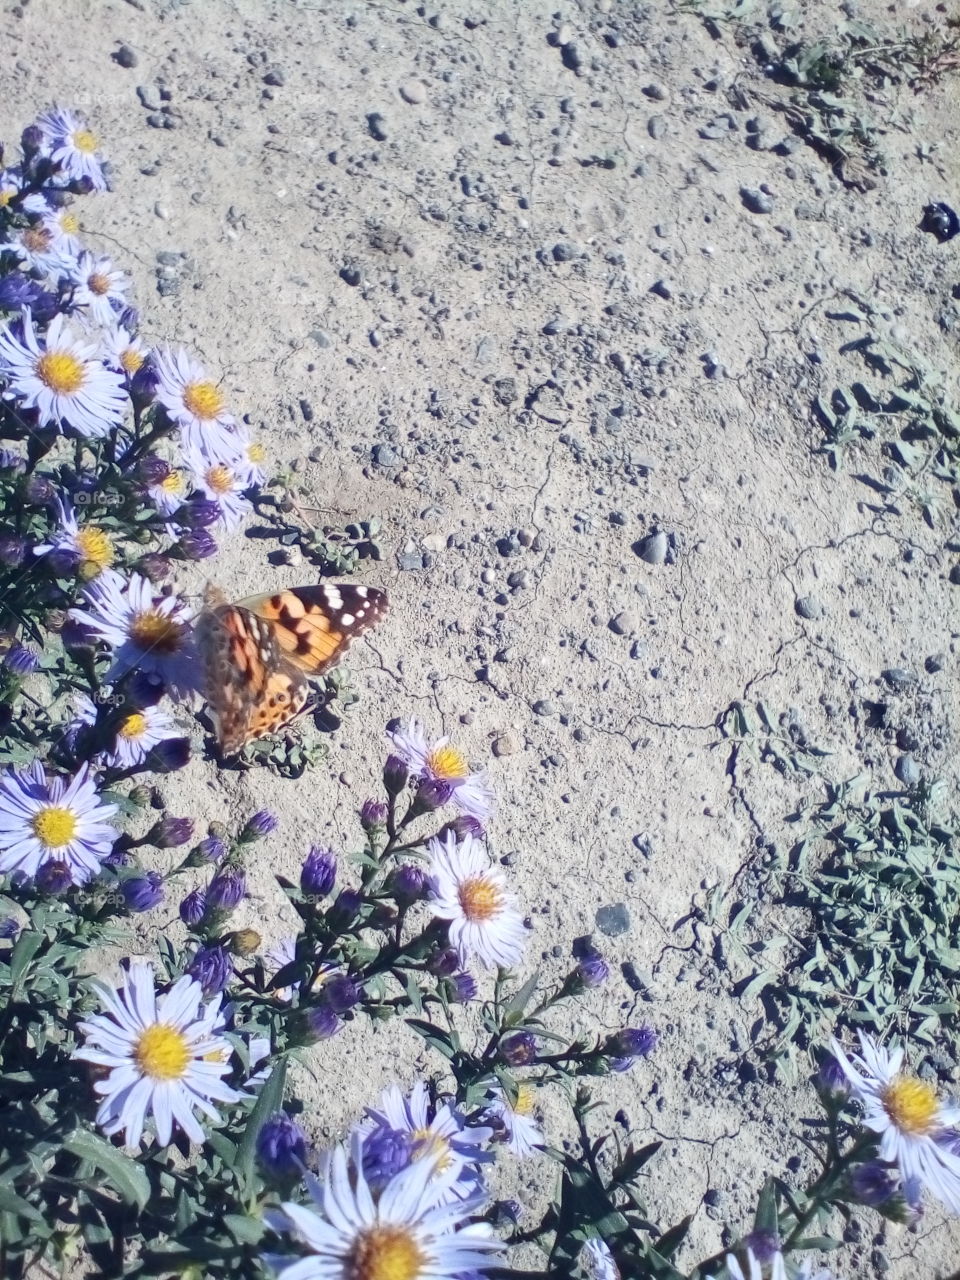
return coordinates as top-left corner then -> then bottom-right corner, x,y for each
8,928 -> 45,995
0,1186 -> 45,1224
654,1214 -> 693,1260
503,970 -> 540,1021
62,1128 -> 151,1210
238,1058 -> 287,1192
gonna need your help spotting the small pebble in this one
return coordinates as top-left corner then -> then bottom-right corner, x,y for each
492,731 -> 519,757
596,903 -> 630,936
367,112 -> 388,141
648,116 -> 666,140
114,44 -> 138,68
533,699 -> 556,717
896,755 -> 921,787
881,667 -> 918,691
925,653 -> 946,673
636,530 -> 668,565
609,610 -> 636,636
399,79 -> 427,105
398,550 -> 425,572
740,186 -> 775,214
795,594 -> 823,620
263,67 -> 286,87
552,241 -> 577,262
373,443 -> 398,467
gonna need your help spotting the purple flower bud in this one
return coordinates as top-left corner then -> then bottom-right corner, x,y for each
118,305 -> 140,332
360,799 -> 388,830
387,863 -> 428,906
179,887 -> 207,928
0,917 -> 20,940
20,124 -> 43,155
194,835 -> 228,865
383,753 -> 409,796
576,950 -> 609,989
128,669 -> 165,707
241,810 -> 278,841
0,449 -> 24,471
186,943 -> 232,997
46,548 -> 79,577
257,1111 -> 310,1181
607,1026 -> 658,1069
301,845 -> 336,898
815,1053 -> 848,1097
362,1127 -> 412,1190
324,973 -> 361,1013
427,947 -> 460,978
297,1004 -> 341,1043
850,1161 -> 899,1208
68,175 -> 95,197
3,643 -> 38,676
146,816 -> 194,849
438,813 -> 486,841
130,360 -> 158,404
410,777 -> 454,815
147,737 -> 191,773
35,859 -> 73,895
102,848 -> 129,869
331,887 -> 361,920
743,1231 -> 781,1265
24,475 -> 55,506
207,865 -> 246,911
0,535 -> 28,567
448,971 -> 477,1003
500,1031 -> 538,1067
179,498 -> 221,530
0,275 -> 45,313
122,872 -> 164,913
136,553 -> 171,583
178,528 -> 218,561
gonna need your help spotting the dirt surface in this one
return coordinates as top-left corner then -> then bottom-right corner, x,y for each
4,0 -> 960,1275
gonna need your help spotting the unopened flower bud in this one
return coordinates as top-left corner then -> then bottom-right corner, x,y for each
383,753 -> 409,796
257,1111 -> 310,1181
146,815 -> 194,849
241,810 -> 278,842
186,943 -> 232,996
301,846 -> 336,898
229,928 -> 261,957
122,872 -> 164,913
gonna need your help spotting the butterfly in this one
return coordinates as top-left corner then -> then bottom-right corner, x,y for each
195,583 -> 388,755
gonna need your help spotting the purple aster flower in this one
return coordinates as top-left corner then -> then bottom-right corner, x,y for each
178,528 -> 218,560
438,814 -> 486,842
297,1004 -> 341,1044
179,886 -> 207,928
448,971 -> 477,1003
207,865 -> 246,911
186,942 -> 232,996
331,887 -> 361,920
500,1031 -> 538,1067
851,1161 -> 900,1207
193,835 -> 228,865
146,815 -> 194,849
0,274 -> 58,323
35,859 -> 73,895
324,973 -> 361,1014
136,553 -> 171,583
20,124 -> 43,155
136,454 -> 170,486
23,476 -> 55,506
743,1230 -> 781,1265
409,777 -> 454,816
257,1111 -> 310,1181
383,753 -> 409,796
301,845 -> 336,898
148,736 -> 191,773
3,644 -> 38,676
576,947 -> 609,989
0,761 -> 117,886
360,799 -> 387,830
816,1052 -> 849,1097
0,449 -> 24,471
361,1125 -> 413,1191
241,810 -> 278,842
388,863 -> 428,906
121,872 -> 164,913
127,669 -> 166,707
179,498 -> 221,530
427,947 -> 460,978
607,1025 -> 658,1070
0,534 -> 28,567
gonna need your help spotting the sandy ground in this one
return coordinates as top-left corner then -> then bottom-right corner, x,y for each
4,0 -> 960,1275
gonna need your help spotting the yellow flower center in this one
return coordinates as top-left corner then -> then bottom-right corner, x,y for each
87,271 -> 110,297
130,611 -> 184,654
22,226 -> 53,253
31,806 -> 78,849
37,350 -> 84,395
427,744 -> 468,780
71,128 -> 99,155
0,190 -> 12,209
458,875 -> 501,922
120,346 -> 145,374
410,1127 -> 453,1172
182,380 -> 224,422
347,1225 -> 426,1280
882,1076 -> 939,1136
118,712 -> 147,740
204,465 -> 234,495
159,471 -> 185,495
59,210 -> 80,235
75,526 -> 114,572
512,1083 -> 535,1117
247,441 -> 266,464
134,1023 -> 190,1081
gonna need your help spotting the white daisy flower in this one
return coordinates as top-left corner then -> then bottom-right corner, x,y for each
182,441 -> 251,532
69,568 -> 199,698
35,107 -> 108,191
0,166 -> 47,216
483,1082 -> 543,1157
720,1249 -> 786,1280
580,1239 -> 620,1280
7,223 -> 75,277
102,704 -> 183,770
41,204 -> 83,258
426,831 -> 525,971
231,427 -> 268,488
831,1032 -> 960,1214
359,1080 -> 493,1204
101,324 -> 148,378
0,309 -> 127,438
33,494 -> 116,577
146,466 -> 188,518
153,345 -> 239,457
390,719 -> 493,820
0,760 -> 117,885
68,251 -> 130,327
266,1130 -> 501,1280
72,961 -> 241,1147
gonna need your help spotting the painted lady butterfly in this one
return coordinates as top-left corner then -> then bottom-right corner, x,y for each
195,583 -> 388,755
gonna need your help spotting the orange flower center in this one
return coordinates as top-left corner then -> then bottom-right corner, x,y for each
458,875 -> 501,922
204,465 -> 234,495
130,611 -> 184,654
87,271 -> 110,297
182,380 -> 224,421
882,1076 -> 938,1136
347,1226 -> 426,1280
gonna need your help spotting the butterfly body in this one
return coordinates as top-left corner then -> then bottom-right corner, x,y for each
196,583 -> 387,755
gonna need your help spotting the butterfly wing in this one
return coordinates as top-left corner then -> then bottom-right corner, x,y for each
238,584 -> 388,675
195,602 -> 309,756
